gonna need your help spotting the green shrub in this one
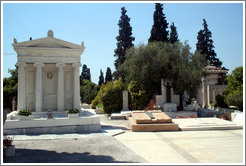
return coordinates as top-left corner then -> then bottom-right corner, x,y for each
66,108 -> 79,114
91,96 -> 100,109
96,103 -> 103,108
91,84 -> 106,109
226,93 -> 243,111
80,79 -> 98,104
100,78 -> 125,115
128,81 -> 148,110
18,110 -> 32,116
215,94 -> 228,108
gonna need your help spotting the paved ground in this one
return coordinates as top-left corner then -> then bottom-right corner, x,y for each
3,133 -> 147,163
115,130 -> 244,163
3,112 -> 244,164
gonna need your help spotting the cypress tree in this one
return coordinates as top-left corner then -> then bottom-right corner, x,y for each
80,64 -> 91,83
196,19 -> 222,67
81,64 -> 88,80
114,7 -> 135,80
87,68 -> 91,82
105,67 -> 112,83
169,22 -> 179,44
149,3 -> 169,42
98,69 -> 104,86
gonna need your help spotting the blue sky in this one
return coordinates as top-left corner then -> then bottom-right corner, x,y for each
2,2 -> 244,84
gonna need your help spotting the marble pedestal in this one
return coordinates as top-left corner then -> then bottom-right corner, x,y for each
163,103 -> 177,112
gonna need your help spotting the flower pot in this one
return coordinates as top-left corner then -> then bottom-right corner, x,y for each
176,116 -> 186,119
18,115 -> 31,120
5,145 -> 15,157
188,116 -> 197,118
68,113 -> 79,118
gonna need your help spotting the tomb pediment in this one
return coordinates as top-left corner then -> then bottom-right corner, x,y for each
13,30 -> 85,63
13,37 -> 84,50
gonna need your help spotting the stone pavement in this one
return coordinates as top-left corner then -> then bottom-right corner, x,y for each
114,130 -> 244,163
3,132 -> 147,163
3,112 -> 244,164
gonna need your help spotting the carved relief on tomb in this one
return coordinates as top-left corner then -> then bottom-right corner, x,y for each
42,64 -> 58,111
43,69 -> 57,95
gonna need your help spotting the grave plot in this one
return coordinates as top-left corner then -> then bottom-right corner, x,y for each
129,111 -> 179,132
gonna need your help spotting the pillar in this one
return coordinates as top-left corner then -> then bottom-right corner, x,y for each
213,89 -> 216,103
56,63 -> 66,111
122,90 -> 129,110
202,78 -> 207,108
72,63 -> 82,109
16,62 -> 26,111
34,62 -> 44,112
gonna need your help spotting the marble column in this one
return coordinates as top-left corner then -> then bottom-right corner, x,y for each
122,90 -> 129,110
202,78 -> 207,108
34,62 -> 44,112
56,63 -> 66,111
16,62 -> 26,111
72,63 -> 82,109
213,89 -> 216,103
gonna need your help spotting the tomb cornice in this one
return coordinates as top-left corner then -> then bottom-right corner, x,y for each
72,63 -> 82,68
33,62 -> 44,67
15,62 -> 26,67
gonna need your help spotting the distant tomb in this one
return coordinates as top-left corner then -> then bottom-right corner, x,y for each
196,65 -> 228,109
156,80 -> 179,112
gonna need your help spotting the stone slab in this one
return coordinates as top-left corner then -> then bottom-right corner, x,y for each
163,103 -> 177,112
172,117 -> 243,131
110,113 -> 125,120
132,111 -> 172,124
129,117 -> 179,132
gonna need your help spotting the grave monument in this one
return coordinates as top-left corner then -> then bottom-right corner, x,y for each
156,79 -> 180,112
13,30 -> 85,113
4,30 -> 101,134
196,65 -> 228,109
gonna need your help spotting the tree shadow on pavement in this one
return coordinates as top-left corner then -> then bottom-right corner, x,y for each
3,148 -> 136,163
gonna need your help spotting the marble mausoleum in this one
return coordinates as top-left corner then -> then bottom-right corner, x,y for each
13,30 -> 85,112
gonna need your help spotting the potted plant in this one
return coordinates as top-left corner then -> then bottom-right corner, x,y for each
18,109 -> 32,120
3,136 -> 15,157
176,116 -> 186,119
219,113 -> 230,120
66,108 -> 80,118
210,103 -> 216,110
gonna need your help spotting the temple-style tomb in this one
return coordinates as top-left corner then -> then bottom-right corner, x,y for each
13,30 -> 85,112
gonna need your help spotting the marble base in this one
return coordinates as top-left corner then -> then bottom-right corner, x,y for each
3,116 -> 101,134
163,103 -> 177,112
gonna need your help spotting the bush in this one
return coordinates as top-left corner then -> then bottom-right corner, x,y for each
226,93 -> 243,111
18,110 -> 32,116
223,66 -> 243,111
91,84 -> 106,109
100,78 -> 125,115
66,109 -> 79,114
91,96 -> 100,109
128,81 -> 148,110
215,94 -> 228,108
80,79 -> 98,104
